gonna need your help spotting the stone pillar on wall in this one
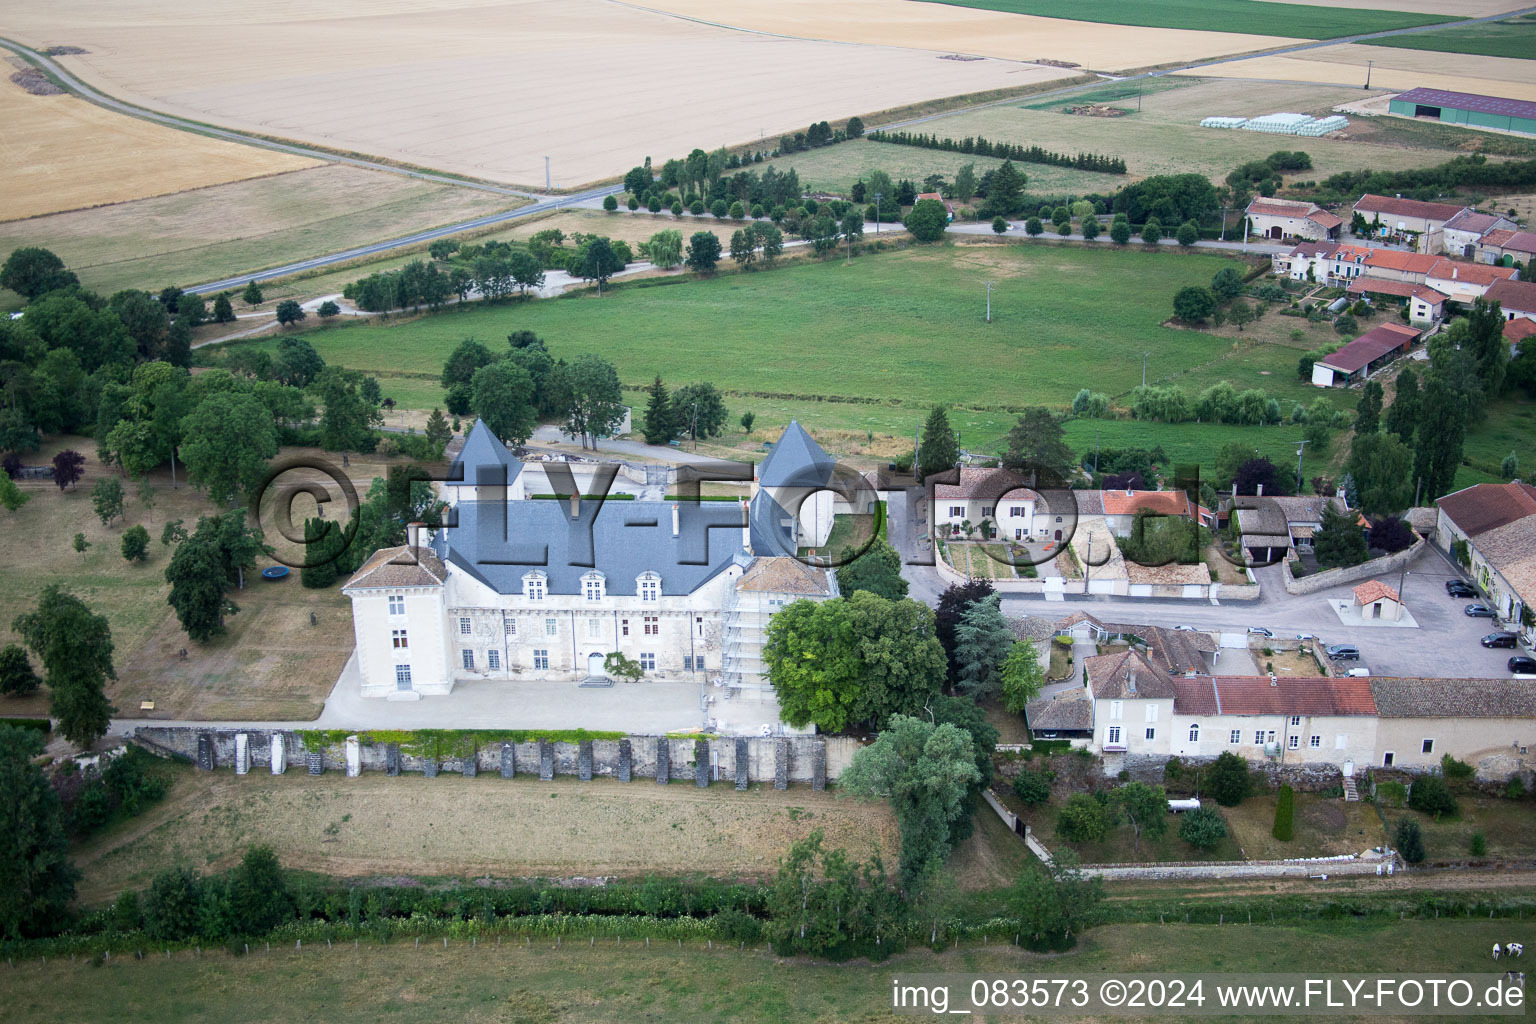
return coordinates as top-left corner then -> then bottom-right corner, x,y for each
270,734 -> 287,775
345,735 -> 361,778
812,742 -> 826,792
234,733 -> 250,776
735,737 -> 749,790
385,744 -> 402,776
618,739 -> 632,782
307,751 -> 324,775
500,744 -> 515,779
775,739 -> 788,790
694,739 -> 710,788
196,733 -> 214,771
656,738 -> 670,784
539,741 -> 554,781
462,746 -> 478,777
578,740 -> 593,781
424,756 -> 440,778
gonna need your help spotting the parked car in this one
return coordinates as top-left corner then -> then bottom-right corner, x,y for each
1326,643 -> 1360,661
1510,655 -> 1536,675
1446,580 -> 1478,598
1295,632 -> 1318,641
1464,604 -> 1497,618
1345,667 -> 1371,678
1247,627 -> 1274,638
1482,632 -> 1519,649
1172,625 -> 1197,631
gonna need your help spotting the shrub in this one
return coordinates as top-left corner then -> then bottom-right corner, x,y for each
1272,784 -> 1295,842
992,216 -> 1008,234
1440,754 -> 1473,782
1055,793 -> 1108,843
710,200 -> 728,219
1208,751 -> 1251,807
1375,780 -> 1407,807
1506,776 -> 1526,800
1408,775 -> 1458,817
689,200 -> 705,216
120,524 -> 150,562
1395,818 -> 1425,864
1110,220 -> 1132,245
1470,832 -> 1487,857
1178,807 -> 1228,850
1012,769 -> 1052,806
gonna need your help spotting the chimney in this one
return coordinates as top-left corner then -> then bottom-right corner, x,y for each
407,521 -> 424,556
1269,673 -> 1278,687
1231,483 -> 1237,498
671,502 -> 680,538
1125,487 -> 1133,498
741,498 -> 751,552
1257,483 -> 1264,496
569,492 -> 580,520
1127,668 -> 1137,695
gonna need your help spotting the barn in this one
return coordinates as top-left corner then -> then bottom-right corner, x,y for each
1387,88 -> 1536,137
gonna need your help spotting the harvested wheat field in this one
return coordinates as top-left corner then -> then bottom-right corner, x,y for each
0,164 -> 524,295
71,768 -> 901,903
0,75 -> 320,220
1257,0 -> 1519,11
1186,43 -> 1536,102
4,0 -> 1077,190
634,0 -> 1297,69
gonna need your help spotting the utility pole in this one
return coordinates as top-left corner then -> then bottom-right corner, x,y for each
1142,352 -> 1149,388
1396,567 -> 1410,609
545,156 -> 551,192
986,281 -> 993,323
691,400 -> 700,452
1365,60 -> 1373,90
1295,438 -> 1310,494
1220,205 -> 1229,242
874,192 -> 882,234
1094,428 -> 1100,476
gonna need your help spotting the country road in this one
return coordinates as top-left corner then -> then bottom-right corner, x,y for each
4,3 -> 1534,294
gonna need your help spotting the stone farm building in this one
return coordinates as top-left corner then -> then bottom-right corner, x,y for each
1486,279 -> 1536,324
1434,480 -> 1536,632
343,420 -> 845,700
1245,196 -> 1341,242
1352,194 -> 1467,253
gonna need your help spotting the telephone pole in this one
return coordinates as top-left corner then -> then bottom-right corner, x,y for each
545,156 -> 551,191
1296,438 -> 1310,494
1142,352 -> 1149,387
986,281 -> 993,323
874,193 -> 883,234
1365,60 -> 1373,90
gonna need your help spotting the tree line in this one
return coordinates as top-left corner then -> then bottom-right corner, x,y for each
867,130 -> 1127,175
1319,154 -> 1536,204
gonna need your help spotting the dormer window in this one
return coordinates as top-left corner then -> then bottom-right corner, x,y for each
638,573 -> 660,602
582,572 -> 606,602
523,572 -> 547,601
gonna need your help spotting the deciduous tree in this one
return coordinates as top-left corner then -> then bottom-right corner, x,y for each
0,724 -> 79,938
469,361 -> 537,445
180,391 -> 278,505
13,587 -> 117,747
563,354 -> 625,449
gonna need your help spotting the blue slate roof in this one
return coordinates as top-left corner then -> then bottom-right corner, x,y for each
756,420 -> 833,488
438,498 -> 746,596
448,419 -> 523,488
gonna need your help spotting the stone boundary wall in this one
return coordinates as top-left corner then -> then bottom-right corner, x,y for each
934,542 -> 1259,601
133,728 -> 860,786
1115,752 -> 1349,791
1081,856 -> 1393,881
1282,536 -> 1425,596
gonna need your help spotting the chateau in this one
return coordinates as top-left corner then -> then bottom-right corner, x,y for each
342,421 -> 844,700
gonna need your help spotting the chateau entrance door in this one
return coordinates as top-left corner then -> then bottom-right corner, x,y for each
588,652 -> 605,676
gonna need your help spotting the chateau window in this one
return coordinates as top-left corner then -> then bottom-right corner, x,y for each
1107,726 -> 1121,745
1189,724 -> 1199,742
1289,715 -> 1301,727
532,649 -> 549,670
1287,734 -> 1300,749
1309,735 -> 1320,748
638,574 -> 660,602
695,615 -> 704,637
461,649 -> 474,670
640,652 -> 656,671
459,617 -> 471,636
582,573 -> 605,602
487,649 -> 500,671
505,618 -> 517,637
1229,730 -> 1241,744
683,656 -> 694,671
395,664 -> 412,687
523,574 -> 547,601
545,618 -> 557,637
644,615 -> 659,636
391,629 -> 408,649
1254,730 -> 1265,745
587,618 -> 601,639
388,594 -> 405,616
621,618 -> 630,637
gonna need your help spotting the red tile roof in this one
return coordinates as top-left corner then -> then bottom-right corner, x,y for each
1100,490 -> 1195,518
1354,194 -> 1466,223
1427,259 -> 1519,288
1348,277 -> 1417,298
1504,317 -> 1536,344
1316,323 -> 1421,374
1437,481 -> 1536,537
1187,676 -> 1378,716
1310,210 -> 1342,230
1362,249 -> 1440,275
1352,579 -> 1400,605
1412,286 -> 1449,305
1086,649 -> 1176,700
1486,279 -> 1536,315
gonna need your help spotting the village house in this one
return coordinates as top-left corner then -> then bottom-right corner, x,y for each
1477,228 -> 1536,267
915,191 -> 955,221
1345,277 -> 1449,324
1485,278 -> 1536,323
342,420 -> 838,699
930,466 -> 1043,541
1443,209 -> 1518,258
1310,322 -> 1421,387
1360,248 -> 1440,283
1506,316 -> 1536,352
1272,241 -> 1371,283
1424,258 -> 1519,305
1245,196 -> 1342,242
1352,194 -> 1468,253
1098,489 -> 1215,537
1434,481 -> 1536,630
1371,678 -> 1536,775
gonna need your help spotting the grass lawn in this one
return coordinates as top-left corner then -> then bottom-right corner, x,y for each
913,0 -> 1456,37
0,918 -> 1523,1024
69,765 -> 899,906
1397,794 -> 1536,862
1454,395 -> 1536,490
1362,12 -> 1536,59
1222,791 -> 1386,861
0,438 -> 410,723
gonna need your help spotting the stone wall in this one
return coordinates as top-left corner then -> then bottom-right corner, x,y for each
1282,536 -> 1425,596
132,728 -> 860,786
1115,752 -> 1347,792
